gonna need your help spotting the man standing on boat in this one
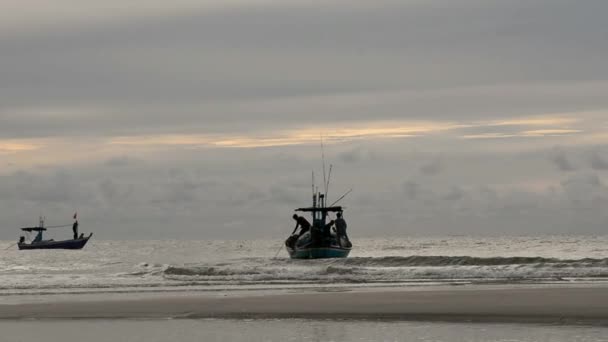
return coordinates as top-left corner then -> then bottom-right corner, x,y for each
335,211 -> 348,247
72,212 -> 79,240
292,214 -> 311,237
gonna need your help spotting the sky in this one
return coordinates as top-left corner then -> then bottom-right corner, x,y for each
1,0 -> 608,239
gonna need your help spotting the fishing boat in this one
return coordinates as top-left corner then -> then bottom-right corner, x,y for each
17,216 -> 92,250
285,181 -> 352,259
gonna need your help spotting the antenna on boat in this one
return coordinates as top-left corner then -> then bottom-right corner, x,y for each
321,134 -> 327,196
329,188 -> 352,207
326,164 -> 333,202
312,171 -> 315,197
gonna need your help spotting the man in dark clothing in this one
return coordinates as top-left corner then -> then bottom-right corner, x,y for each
320,219 -> 335,247
292,214 -> 311,236
72,220 -> 79,240
335,212 -> 348,247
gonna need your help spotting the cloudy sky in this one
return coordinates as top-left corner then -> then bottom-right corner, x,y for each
1,0 -> 608,239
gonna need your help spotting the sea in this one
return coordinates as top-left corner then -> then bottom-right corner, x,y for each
1,236 -> 608,341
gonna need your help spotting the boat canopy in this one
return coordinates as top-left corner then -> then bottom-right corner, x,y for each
20,227 -> 47,232
296,206 -> 343,213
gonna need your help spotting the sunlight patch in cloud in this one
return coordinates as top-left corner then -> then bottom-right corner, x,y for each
1,113 -> 595,170
106,114 -> 587,147
522,129 -> 582,137
110,120 -> 465,148
0,140 -> 41,153
487,116 -> 579,127
461,114 -> 585,140
462,129 -> 582,140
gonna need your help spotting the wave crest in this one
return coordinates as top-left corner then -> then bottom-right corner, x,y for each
164,266 -> 261,277
342,256 -> 608,267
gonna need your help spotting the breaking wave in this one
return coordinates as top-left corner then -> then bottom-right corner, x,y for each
159,256 -> 608,285
339,256 -> 608,267
164,266 -> 262,277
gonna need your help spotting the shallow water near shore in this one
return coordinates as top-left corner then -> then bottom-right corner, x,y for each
1,319 -> 607,342
2,237 -> 608,341
1,236 -> 608,300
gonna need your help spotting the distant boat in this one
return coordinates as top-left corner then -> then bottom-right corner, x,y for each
17,216 -> 92,250
285,189 -> 352,259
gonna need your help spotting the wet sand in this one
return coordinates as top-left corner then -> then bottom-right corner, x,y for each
1,286 -> 607,325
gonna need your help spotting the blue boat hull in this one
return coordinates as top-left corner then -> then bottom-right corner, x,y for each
18,234 -> 92,250
285,231 -> 352,259
286,246 -> 351,259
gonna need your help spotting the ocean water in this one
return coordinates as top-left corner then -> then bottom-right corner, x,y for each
1,236 -> 607,300
0,319 -> 607,342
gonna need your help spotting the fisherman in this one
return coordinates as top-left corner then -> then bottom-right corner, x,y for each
324,219 -> 335,236
334,212 -> 348,247
322,219 -> 335,247
291,214 -> 311,237
72,220 -> 79,240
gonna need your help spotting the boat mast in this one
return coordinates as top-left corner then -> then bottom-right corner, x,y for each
326,164 -> 333,203
39,216 -> 45,240
321,135 -> 327,196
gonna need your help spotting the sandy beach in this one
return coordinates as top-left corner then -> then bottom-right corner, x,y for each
1,286 -> 607,325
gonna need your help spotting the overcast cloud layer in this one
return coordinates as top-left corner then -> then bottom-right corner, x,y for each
1,0 -> 607,239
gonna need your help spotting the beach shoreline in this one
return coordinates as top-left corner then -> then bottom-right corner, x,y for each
1,285 -> 607,325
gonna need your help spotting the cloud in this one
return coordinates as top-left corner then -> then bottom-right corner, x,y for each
560,172 -> 604,203
402,181 -> 421,200
443,186 -> 465,201
2,144 -> 608,239
419,158 -> 443,176
2,0 -> 608,238
105,120 -> 459,148
2,0 -> 608,141
337,148 -> 364,164
336,147 -> 380,164
549,147 -> 577,172
0,140 -> 41,153
103,156 -> 142,167
590,151 -> 608,170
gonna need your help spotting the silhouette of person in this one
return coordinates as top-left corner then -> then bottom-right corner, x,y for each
73,220 -> 79,240
335,212 -> 348,247
292,214 -> 311,236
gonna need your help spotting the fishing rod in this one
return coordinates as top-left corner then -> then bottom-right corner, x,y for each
4,242 -> 18,250
273,243 -> 284,259
329,188 -> 353,207
275,221 -> 300,259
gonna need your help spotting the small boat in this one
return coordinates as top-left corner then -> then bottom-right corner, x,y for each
17,216 -> 92,250
285,191 -> 352,259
